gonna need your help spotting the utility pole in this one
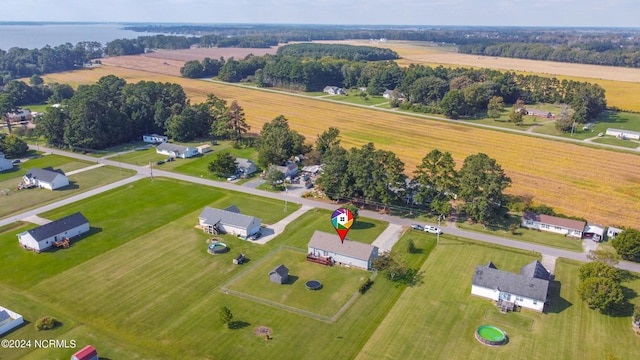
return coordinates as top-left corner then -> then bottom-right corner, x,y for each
118,154 -> 121,177
284,183 -> 288,212
437,214 -> 443,246
149,160 -> 154,182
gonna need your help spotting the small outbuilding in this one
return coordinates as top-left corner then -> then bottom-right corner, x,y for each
0,305 -> 23,336
269,264 -> 289,284
71,345 -> 98,360
197,144 -> 212,154
607,226 -> 623,240
17,212 -> 90,252
583,223 -> 606,242
22,167 -> 69,190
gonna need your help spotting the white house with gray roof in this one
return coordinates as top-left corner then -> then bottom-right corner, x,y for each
23,167 -> 69,190
0,305 -> 23,336
198,206 -> 261,239
156,142 -> 198,159
471,260 -> 551,312
17,212 -> 89,252
307,231 -> 378,270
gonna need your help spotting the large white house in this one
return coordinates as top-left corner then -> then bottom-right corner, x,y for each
307,231 -> 378,270
17,212 -> 90,252
198,206 -> 261,239
142,134 -> 168,143
0,152 -> 13,172
605,128 -> 640,140
521,212 -> 585,239
471,260 -> 551,313
22,168 -> 69,190
156,143 -> 198,159
0,305 -> 23,336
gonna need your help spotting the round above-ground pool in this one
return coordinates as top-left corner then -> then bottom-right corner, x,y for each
207,241 -> 229,255
305,280 -> 322,290
475,325 -> 507,346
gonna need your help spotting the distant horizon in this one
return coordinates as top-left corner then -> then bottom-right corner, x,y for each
1,0 -> 638,28
0,21 -> 639,31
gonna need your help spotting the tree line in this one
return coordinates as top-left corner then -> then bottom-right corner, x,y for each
35,76 -> 250,150
459,42 -> 640,68
276,43 -> 399,61
209,52 -> 606,125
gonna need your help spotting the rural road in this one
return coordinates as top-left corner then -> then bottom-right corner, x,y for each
5,145 -> 640,274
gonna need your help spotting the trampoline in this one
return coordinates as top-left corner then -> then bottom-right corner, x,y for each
305,280 -> 322,290
207,241 -> 229,254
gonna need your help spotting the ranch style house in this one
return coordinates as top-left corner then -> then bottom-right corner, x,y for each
23,167 -> 69,190
521,211 -> 585,239
198,206 -> 261,239
17,212 -> 90,252
0,305 -> 23,337
156,142 -> 198,159
307,230 -> 378,270
471,260 -> 551,313
142,134 -> 168,143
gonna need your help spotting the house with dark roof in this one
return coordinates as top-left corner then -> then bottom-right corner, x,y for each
269,264 -> 289,284
0,152 -> 13,172
23,167 -> 69,190
0,305 -> 23,336
17,212 -> 89,252
276,162 -> 298,179
198,206 -> 261,239
156,142 -> 198,159
471,260 -> 551,312
521,212 -> 585,239
307,231 -> 378,270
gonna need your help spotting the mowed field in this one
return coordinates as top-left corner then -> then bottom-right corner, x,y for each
43,66 -> 640,227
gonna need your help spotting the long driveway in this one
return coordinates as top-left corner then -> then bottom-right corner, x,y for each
6,145 -> 640,274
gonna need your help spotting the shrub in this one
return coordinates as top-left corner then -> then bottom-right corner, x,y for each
359,279 -> 374,294
35,316 -> 58,331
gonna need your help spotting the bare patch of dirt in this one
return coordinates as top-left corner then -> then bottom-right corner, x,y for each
254,326 -> 272,336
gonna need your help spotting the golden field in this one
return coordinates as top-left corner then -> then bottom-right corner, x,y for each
43,65 -> 640,228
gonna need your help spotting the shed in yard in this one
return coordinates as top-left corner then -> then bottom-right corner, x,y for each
307,231 -> 378,270
197,144 -> 212,154
142,134 -> 168,143
17,212 -> 89,252
71,345 -> 98,360
607,226 -> 623,240
269,264 -> 289,284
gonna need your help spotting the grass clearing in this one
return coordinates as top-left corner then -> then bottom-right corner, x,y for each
592,137 -> 640,148
357,237 -> 640,360
225,247 -> 369,318
326,94 -> 389,106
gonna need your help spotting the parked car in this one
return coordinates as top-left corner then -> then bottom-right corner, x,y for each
166,157 -> 174,162
156,160 -> 164,165
227,174 -> 239,181
11,159 -> 20,165
424,226 -> 443,234
249,232 -> 262,240
411,224 -> 424,231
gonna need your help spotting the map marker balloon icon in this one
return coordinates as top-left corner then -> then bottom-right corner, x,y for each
331,208 -> 354,243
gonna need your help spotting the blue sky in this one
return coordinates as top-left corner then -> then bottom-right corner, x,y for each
1,0 -> 638,27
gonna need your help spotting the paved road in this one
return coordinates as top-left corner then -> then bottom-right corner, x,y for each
7,145 -> 640,274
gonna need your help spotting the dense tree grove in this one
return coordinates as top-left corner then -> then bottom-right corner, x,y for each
276,43 -> 399,61
256,116 -> 310,168
0,133 -> 28,157
34,76 -> 239,150
180,57 -> 225,78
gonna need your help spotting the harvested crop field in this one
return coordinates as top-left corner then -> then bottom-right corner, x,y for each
101,47 -> 278,77
43,65 -> 640,227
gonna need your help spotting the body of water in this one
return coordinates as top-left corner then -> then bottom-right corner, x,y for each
0,23 -> 154,50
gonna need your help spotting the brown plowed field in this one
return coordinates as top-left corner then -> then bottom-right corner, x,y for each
43,55 -> 640,228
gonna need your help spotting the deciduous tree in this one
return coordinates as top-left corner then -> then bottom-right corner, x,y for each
578,277 -> 624,312
487,96 -> 505,118
612,229 -> 640,262
208,151 -> 238,177
458,153 -> 511,224
219,306 -> 233,328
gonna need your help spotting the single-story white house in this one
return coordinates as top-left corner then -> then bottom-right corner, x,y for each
17,212 -> 90,252
471,260 -> 551,313
142,134 -> 168,143
605,128 -> 640,140
5,109 -> 32,122
198,206 -> 261,239
607,226 -> 623,240
307,230 -> 378,270
583,223 -> 606,242
236,158 -> 257,175
276,162 -> 298,178
0,305 -> 23,336
196,144 -> 212,154
323,86 -> 345,95
156,143 -> 198,159
521,212 -> 585,239
23,167 -> 69,190
0,152 -> 13,172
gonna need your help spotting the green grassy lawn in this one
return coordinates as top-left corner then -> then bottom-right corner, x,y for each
533,110 -> 640,139
226,247 -> 369,318
0,181 -> 429,360
0,164 -> 134,218
357,237 -> 640,360
456,216 -> 584,252
326,94 -> 389,106
591,137 -> 640,148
